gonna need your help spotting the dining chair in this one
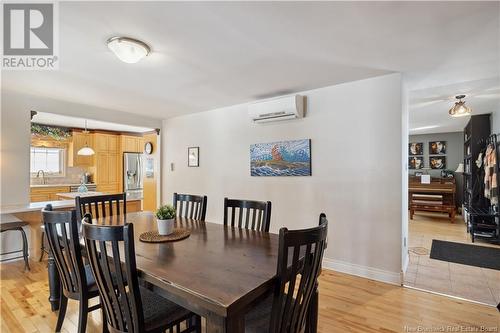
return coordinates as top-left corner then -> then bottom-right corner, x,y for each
76,193 -> 126,222
173,192 -> 207,221
223,197 -> 272,232
42,204 -> 103,333
245,213 -> 328,333
82,220 -> 201,333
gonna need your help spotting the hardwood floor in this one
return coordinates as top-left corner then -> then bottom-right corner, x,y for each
406,211 -> 500,305
1,260 -> 498,332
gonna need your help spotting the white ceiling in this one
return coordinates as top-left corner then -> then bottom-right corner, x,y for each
2,2 -> 499,121
32,112 -> 153,133
409,77 -> 500,134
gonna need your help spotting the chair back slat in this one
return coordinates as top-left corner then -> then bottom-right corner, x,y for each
83,220 -> 143,333
173,193 -> 207,221
76,193 -> 126,224
223,198 -> 272,232
269,214 -> 328,333
42,205 -> 87,299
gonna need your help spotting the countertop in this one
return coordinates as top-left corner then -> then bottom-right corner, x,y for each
0,196 -> 142,215
30,183 -> 96,188
56,191 -> 104,199
0,200 -> 76,215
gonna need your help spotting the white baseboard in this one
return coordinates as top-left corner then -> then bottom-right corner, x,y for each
322,257 -> 401,286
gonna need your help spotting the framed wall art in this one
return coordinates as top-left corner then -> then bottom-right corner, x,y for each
188,147 -> 199,167
250,139 -> 311,176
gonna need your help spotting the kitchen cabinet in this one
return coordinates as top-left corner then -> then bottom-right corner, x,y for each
95,152 -> 120,193
30,186 -> 70,202
121,135 -> 144,153
94,133 -> 118,152
68,131 -> 93,167
93,133 -> 120,193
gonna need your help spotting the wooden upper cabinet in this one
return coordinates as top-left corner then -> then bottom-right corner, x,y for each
137,136 -> 145,153
94,133 -> 119,152
121,135 -> 144,153
68,131 -> 93,167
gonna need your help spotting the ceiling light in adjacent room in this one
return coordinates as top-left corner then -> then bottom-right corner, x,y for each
107,36 -> 150,64
448,95 -> 472,117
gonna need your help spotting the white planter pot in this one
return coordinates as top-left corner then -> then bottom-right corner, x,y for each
157,218 -> 175,235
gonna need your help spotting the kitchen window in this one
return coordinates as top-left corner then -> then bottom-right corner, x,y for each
30,147 -> 66,177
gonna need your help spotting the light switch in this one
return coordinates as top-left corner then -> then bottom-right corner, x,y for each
170,163 -> 175,171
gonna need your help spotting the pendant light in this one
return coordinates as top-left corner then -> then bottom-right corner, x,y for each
448,95 -> 472,117
77,120 -> 95,156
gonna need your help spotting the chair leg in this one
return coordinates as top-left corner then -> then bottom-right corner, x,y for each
77,299 -> 89,333
39,230 -> 46,262
55,294 -> 68,332
19,228 -> 30,271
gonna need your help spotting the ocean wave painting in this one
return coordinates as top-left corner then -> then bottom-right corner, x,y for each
250,139 -> 311,176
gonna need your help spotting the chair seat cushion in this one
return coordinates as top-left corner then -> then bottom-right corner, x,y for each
140,286 -> 192,332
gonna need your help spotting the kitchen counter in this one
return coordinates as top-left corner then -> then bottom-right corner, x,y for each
0,200 -> 76,215
30,183 -> 96,188
0,196 -> 143,260
56,191 -> 104,200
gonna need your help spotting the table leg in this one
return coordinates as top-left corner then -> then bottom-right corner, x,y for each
47,248 -> 60,311
205,312 -> 244,333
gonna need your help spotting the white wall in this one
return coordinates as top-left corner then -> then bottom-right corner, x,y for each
162,73 -> 404,283
492,108 -> 500,133
0,90 -> 163,206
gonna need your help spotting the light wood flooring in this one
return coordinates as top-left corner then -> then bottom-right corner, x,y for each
1,260 -> 499,333
405,211 -> 500,306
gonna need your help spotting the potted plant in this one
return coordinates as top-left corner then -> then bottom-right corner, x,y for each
155,204 -> 176,235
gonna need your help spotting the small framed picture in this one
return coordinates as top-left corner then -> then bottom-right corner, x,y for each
188,147 -> 199,167
409,156 -> 424,170
429,141 -> 446,155
430,156 -> 446,169
409,142 -> 423,156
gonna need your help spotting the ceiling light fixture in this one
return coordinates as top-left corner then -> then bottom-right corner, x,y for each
107,36 -> 151,64
77,120 -> 95,156
448,95 -> 472,118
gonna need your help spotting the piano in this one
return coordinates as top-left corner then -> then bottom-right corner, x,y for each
409,176 -> 457,223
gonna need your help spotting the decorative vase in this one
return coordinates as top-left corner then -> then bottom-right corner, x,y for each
157,218 -> 174,236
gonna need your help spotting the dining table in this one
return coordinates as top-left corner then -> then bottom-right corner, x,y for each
47,211 -> 281,333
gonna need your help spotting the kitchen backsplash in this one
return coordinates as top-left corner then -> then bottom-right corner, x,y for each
30,166 -> 92,185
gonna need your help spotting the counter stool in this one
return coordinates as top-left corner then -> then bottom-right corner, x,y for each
38,225 -> 49,261
0,221 -> 30,271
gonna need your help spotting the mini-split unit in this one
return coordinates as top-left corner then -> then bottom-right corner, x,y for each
248,95 -> 304,123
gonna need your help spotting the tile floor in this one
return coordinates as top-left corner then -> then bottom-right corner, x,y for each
404,211 -> 500,306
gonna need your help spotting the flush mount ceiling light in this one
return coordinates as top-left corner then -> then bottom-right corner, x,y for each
77,120 -> 95,156
448,95 -> 472,118
107,36 -> 150,64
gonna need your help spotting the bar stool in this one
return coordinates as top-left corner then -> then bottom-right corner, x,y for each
38,225 -> 49,261
0,221 -> 30,271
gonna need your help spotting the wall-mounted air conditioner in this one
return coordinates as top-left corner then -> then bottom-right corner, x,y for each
248,95 -> 304,123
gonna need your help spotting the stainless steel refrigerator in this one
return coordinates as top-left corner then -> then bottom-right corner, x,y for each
123,153 -> 143,199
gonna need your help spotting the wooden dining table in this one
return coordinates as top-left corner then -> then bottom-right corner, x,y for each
47,211 -> 280,333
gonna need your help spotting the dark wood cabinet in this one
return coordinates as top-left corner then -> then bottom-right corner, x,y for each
463,114 -> 491,210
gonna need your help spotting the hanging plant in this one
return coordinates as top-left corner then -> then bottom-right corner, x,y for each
31,123 -> 72,141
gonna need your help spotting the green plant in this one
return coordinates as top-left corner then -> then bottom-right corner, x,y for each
31,123 -> 71,140
155,204 -> 176,220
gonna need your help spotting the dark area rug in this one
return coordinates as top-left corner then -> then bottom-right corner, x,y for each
430,240 -> 500,270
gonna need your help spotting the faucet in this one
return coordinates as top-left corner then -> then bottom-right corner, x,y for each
36,170 -> 46,185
